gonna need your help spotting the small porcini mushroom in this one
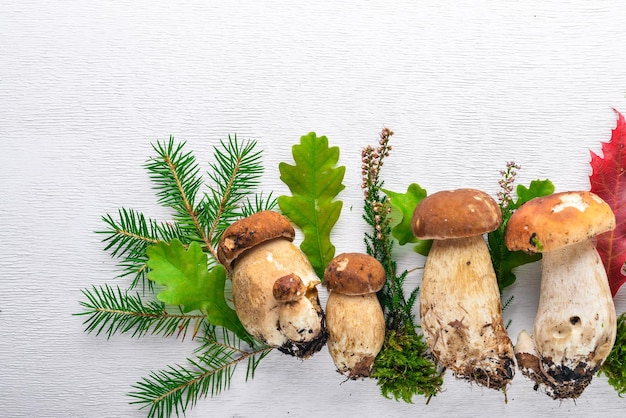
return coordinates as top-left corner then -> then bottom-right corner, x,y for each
505,191 -> 617,399
324,253 -> 386,379
273,274 -> 322,344
273,273 -> 307,302
217,211 -> 327,358
412,188 -> 515,390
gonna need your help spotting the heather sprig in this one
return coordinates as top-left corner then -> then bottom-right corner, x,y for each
363,128 -> 442,402
362,128 -> 395,277
361,127 -> 393,200
488,162 -> 554,291
497,161 -> 521,210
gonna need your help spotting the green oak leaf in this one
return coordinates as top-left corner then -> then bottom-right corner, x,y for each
514,179 -> 555,209
278,132 -> 346,278
146,239 -> 250,342
412,239 -> 434,257
383,183 -> 432,256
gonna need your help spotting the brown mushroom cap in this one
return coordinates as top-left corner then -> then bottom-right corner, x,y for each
412,188 -> 502,240
273,273 -> 306,302
324,253 -> 386,295
217,211 -> 295,268
505,191 -> 615,253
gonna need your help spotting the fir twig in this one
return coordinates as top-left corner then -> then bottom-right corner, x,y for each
240,192 -> 278,218
82,135 -> 275,417
146,137 -> 206,244
129,324 -> 272,418
77,285 -> 205,340
99,208 -> 184,290
200,135 -> 265,254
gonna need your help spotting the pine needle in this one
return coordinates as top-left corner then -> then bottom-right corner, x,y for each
77,285 -> 205,340
80,135 -> 275,417
240,191 -> 277,218
200,135 -> 264,250
129,325 -> 272,418
146,138 -> 205,240
99,208 -> 184,290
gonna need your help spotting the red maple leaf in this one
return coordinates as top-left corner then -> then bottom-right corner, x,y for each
590,109 -> 626,297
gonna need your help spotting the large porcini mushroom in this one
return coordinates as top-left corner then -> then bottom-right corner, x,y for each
505,191 -> 617,399
412,188 -> 515,390
324,253 -> 386,379
217,211 -> 327,358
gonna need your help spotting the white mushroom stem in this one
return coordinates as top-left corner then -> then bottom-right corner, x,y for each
276,280 -> 323,343
515,239 -> 617,399
326,292 -> 385,379
278,299 -> 323,343
420,234 -> 514,390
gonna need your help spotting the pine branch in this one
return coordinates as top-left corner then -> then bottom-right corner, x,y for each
146,137 -> 207,245
240,192 -> 278,218
100,209 -> 161,258
129,325 -> 272,418
86,136 -> 273,417
200,136 -> 264,252
99,208 -> 185,290
145,135 -> 265,263
361,128 -> 415,330
77,285 -> 205,340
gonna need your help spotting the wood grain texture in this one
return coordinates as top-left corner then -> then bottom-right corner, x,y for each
1,1 -> 626,416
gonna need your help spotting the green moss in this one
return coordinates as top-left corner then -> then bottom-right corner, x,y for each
599,312 -> 626,396
371,327 -> 443,403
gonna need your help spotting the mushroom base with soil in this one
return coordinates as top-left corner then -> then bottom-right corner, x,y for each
275,284 -> 329,358
420,235 -> 515,390
514,239 -> 617,399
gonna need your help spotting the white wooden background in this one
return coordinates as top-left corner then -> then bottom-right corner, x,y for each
2,1 -> 626,417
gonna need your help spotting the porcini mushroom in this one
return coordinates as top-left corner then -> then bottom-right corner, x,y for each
412,188 -> 515,390
217,211 -> 327,358
273,273 -> 322,344
324,253 -> 386,379
505,191 -> 617,398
